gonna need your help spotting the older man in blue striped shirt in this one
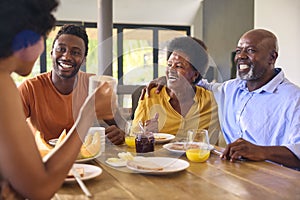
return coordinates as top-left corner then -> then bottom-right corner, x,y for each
200,29 -> 300,169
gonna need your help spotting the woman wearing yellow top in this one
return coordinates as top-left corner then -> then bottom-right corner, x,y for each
133,36 -> 220,144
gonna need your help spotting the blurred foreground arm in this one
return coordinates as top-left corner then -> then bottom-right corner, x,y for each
95,82 -> 125,145
0,75 -> 111,199
94,81 -> 117,120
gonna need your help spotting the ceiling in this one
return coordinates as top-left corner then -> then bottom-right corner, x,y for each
54,0 -> 203,25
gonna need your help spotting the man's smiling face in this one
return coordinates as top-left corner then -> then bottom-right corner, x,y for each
234,31 -> 276,82
51,34 -> 86,79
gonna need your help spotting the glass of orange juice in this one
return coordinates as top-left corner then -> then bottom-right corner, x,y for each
124,121 -> 136,148
185,129 -> 210,162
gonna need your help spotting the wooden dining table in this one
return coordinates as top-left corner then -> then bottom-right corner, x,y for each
52,143 -> 300,200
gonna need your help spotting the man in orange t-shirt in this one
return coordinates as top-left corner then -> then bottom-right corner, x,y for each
18,24 -> 125,145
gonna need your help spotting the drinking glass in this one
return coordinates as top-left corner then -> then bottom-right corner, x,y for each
134,123 -> 155,153
185,129 -> 210,162
124,121 -> 136,148
135,131 -> 155,153
88,75 -> 117,120
88,75 -> 116,96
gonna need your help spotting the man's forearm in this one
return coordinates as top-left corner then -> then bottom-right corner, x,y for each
264,146 -> 300,169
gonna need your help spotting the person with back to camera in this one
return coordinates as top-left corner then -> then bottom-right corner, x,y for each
0,0 -> 114,199
133,36 -> 220,145
145,29 -> 300,169
18,24 -> 125,145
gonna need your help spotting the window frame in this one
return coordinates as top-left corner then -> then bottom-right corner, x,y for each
39,21 -> 190,84
113,23 -> 190,84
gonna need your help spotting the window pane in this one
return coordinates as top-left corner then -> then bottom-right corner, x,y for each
46,27 -> 59,72
11,59 -> 40,87
122,28 -> 153,85
158,30 -> 188,77
85,27 -> 98,74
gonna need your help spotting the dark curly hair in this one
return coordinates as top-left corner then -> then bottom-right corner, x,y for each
52,24 -> 89,57
0,0 -> 59,58
167,36 -> 209,83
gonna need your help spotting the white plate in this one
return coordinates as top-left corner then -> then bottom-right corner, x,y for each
153,133 -> 175,144
105,156 -> 145,168
65,163 -> 102,183
76,152 -> 102,163
126,157 -> 189,175
105,158 -> 127,167
163,142 -> 214,153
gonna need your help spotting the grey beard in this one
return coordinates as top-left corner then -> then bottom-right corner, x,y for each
237,64 -> 256,80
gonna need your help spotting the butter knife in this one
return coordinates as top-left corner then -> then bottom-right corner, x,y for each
211,149 -> 223,156
71,167 -> 92,198
212,149 -> 246,161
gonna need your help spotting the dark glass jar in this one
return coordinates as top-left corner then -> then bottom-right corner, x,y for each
135,132 -> 155,153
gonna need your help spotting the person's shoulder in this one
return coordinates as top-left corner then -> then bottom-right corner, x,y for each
282,78 -> 300,89
141,86 -> 166,102
195,85 -> 214,97
217,78 -> 244,93
149,86 -> 167,96
280,79 -> 300,96
19,72 -> 51,87
78,71 -> 95,82
196,85 -> 209,91
78,71 -> 95,78
276,80 -> 300,110
198,78 -> 241,91
223,78 -> 242,86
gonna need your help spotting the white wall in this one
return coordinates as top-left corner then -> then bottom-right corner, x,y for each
255,0 -> 300,86
202,0 -> 254,82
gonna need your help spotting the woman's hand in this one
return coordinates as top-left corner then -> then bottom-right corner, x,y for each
144,113 -> 159,133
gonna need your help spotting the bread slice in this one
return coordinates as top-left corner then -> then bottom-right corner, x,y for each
67,167 -> 84,178
170,143 -> 185,150
127,158 -> 163,171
